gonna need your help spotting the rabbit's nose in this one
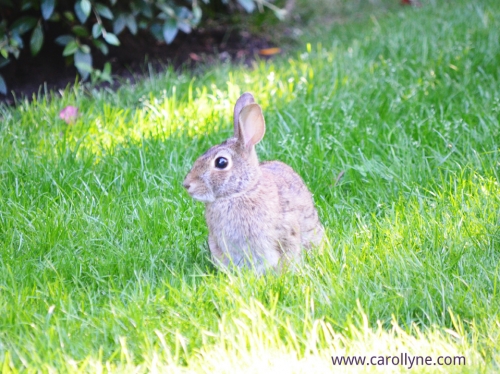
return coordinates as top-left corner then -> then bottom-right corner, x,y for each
183,181 -> 191,190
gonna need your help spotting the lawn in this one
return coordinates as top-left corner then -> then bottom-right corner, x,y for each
1,0 -> 499,372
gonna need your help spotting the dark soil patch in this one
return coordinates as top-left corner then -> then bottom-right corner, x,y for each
1,25 -> 275,105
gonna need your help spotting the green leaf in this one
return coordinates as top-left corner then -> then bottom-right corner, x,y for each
49,11 -> 61,22
72,25 -> 89,37
55,35 -> 75,46
30,24 -> 44,56
113,14 -> 126,35
126,15 -> 137,35
74,50 -> 92,80
80,0 -> 91,17
177,21 -> 191,34
11,33 -> 24,49
63,11 -> 75,22
80,44 -> 91,54
95,3 -> 114,20
93,39 -> 109,55
103,33 -> 120,46
74,1 -> 89,24
162,19 -> 178,44
175,6 -> 190,18
0,74 -> 6,95
11,16 -> 37,35
140,2 -> 153,18
237,0 -> 255,13
103,61 -> 111,75
192,7 -> 202,25
63,40 -> 78,56
158,4 -> 175,17
92,23 -> 102,39
21,0 -> 33,11
41,0 -> 55,20
150,23 -> 162,41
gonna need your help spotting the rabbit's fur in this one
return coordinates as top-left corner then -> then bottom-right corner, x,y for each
183,93 -> 324,273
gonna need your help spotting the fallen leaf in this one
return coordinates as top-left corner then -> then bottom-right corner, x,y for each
258,48 -> 281,56
401,0 -> 422,6
59,105 -> 79,124
189,53 -> 201,61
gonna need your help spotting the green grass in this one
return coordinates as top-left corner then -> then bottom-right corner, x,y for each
1,0 -> 500,372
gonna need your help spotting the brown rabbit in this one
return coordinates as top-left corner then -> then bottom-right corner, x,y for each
183,93 -> 324,273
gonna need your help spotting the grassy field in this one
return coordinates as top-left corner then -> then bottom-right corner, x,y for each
1,0 -> 499,372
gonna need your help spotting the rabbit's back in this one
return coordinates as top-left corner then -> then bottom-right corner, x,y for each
261,161 -> 324,249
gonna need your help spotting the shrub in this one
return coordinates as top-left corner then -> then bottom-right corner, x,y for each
0,0 -> 285,94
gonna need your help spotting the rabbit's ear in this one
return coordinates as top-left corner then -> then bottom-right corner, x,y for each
238,103 -> 266,148
233,92 -> 255,137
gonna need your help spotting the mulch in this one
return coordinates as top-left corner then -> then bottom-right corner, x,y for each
1,25 -> 276,105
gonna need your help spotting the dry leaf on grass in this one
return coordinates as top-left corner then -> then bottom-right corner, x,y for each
59,105 -> 79,124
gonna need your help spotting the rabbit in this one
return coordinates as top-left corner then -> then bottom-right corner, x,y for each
183,92 -> 324,273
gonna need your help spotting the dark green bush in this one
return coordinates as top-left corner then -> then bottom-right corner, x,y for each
0,0 -> 284,94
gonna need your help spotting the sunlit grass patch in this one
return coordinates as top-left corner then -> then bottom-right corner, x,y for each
8,308 -> 491,373
3,59 -> 320,157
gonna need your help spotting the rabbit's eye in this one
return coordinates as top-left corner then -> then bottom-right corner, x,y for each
215,157 -> 229,169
